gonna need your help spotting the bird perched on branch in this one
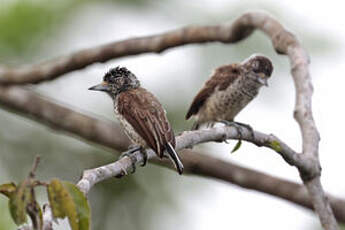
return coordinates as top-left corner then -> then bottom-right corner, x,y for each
186,54 -> 273,136
89,67 -> 183,175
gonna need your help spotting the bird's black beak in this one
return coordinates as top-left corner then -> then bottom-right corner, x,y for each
88,82 -> 110,92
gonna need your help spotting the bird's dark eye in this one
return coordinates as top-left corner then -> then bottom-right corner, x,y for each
108,77 -> 115,83
110,69 -> 117,76
265,67 -> 272,76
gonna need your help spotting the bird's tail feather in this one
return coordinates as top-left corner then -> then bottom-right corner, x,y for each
166,143 -> 184,175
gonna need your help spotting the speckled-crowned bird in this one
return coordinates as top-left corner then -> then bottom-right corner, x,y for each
89,67 -> 183,175
185,55 -> 273,136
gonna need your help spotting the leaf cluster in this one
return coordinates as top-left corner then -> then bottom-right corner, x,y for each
0,158 -> 90,230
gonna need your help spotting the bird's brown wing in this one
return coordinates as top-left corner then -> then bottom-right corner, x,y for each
117,87 -> 175,158
185,63 -> 242,120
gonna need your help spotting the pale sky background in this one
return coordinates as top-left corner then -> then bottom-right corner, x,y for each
2,0 -> 345,229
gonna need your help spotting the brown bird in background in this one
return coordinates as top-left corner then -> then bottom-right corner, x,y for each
186,54 -> 273,134
89,67 -> 183,175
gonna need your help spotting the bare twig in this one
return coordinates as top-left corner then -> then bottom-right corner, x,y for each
29,156 -> 40,179
0,11 -> 336,229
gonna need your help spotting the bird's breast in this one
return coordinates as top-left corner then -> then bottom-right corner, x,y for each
200,78 -> 260,122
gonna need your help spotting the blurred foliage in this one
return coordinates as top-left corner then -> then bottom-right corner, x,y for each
0,0 -> 80,63
96,0 -> 152,6
0,0 -> 152,64
0,198 -> 16,230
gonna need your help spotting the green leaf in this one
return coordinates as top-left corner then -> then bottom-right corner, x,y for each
0,1 -> 79,62
62,182 -> 90,230
9,181 -> 31,225
47,179 -> 90,230
47,179 -> 70,219
0,183 -> 16,198
270,140 -> 282,153
231,140 -> 242,153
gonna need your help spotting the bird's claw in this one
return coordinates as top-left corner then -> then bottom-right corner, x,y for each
214,134 -> 230,143
219,120 -> 255,140
233,121 -> 255,139
115,165 -> 129,178
140,149 -> 148,167
118,146 -> 148,175
119,150 -> 138,174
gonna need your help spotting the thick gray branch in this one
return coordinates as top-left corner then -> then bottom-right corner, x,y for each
245,12 -> 336,230
0,86 -> 130,151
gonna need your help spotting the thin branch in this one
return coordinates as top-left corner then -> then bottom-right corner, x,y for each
77,126 -> 302,194
0,23 -> 251,84
29,156 -> 40,179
